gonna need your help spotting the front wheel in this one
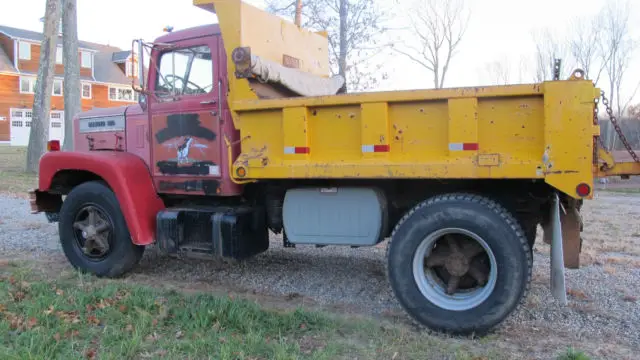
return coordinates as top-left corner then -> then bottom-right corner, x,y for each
58,181 -> 144,278
386,193 -> 532,335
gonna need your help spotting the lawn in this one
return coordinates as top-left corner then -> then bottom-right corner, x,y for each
0,146 -> 37,196
0,261 -> 521,360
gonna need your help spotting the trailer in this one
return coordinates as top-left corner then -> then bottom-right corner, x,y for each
28,0 -> 640,335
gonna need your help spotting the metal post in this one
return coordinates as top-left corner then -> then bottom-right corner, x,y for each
550,193 -> 567,305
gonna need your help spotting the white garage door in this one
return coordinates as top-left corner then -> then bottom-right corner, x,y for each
10,108 -> 65,146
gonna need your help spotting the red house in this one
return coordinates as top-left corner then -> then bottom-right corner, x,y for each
0,23 -> 139,145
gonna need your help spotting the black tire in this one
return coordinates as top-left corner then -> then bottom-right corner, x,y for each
58,181 -> 144,278
386,193 -> 532,335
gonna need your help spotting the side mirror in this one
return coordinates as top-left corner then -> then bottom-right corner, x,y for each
131,39 -> 146,93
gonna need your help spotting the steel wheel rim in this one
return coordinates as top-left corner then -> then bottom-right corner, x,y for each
72,204 -> 114,261
412,228 -> 498,311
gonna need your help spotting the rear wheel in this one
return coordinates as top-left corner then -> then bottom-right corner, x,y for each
386,193 -> 532,335
58,181 -> 144,277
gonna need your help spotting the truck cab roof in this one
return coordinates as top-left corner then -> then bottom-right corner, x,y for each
153,24 -> 221,44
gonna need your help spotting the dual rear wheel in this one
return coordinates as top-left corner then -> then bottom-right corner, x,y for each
387,193 -> 532,335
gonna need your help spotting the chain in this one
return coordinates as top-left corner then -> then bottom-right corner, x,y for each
598,90 -> 640,163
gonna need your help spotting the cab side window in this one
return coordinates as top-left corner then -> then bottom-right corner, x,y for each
155,45 -> 213,97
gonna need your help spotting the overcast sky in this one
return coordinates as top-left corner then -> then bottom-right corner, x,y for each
0,0 -> 638,105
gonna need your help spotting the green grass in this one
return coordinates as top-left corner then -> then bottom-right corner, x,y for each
0,263 -> 499,360
0,146 -> 36,195
556,347 -> 591,360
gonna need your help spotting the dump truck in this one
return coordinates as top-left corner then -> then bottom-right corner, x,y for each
28,0 -> 640,335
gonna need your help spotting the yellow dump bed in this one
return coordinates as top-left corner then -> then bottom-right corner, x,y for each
194,0 -> 639,200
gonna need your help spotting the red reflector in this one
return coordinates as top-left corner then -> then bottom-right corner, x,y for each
462,143 -> 479,151
47,140 -> 60,151
576,183 -> 591,197
294,147 -> 310,154
373,144 -> 390,152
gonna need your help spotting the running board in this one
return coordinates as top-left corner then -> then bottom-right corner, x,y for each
550,193 -> 568,305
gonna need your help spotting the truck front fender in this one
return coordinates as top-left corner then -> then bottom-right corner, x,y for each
36,151 -> 165,246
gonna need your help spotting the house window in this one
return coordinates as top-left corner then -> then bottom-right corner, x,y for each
19,42 -> 31,60
81,51 -> 92,68
56,47 -> 63,64
51,112 -> 61,119
81,83 -> 92,99
109,86 -> 138,102
19,76 -> 36,94
52,80 -> 63,96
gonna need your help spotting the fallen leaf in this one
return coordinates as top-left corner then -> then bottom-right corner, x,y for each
566,288 -> 589,300
44,306 -> 54,315
87,315 -> 100,325
26,317 -> 38,329
53,333 -> 61,341
85,348 -> 97,360
145,332 -> 160,342
19,281 -> 30,289
10,291 -> 26,302
219,337 -> 227,344
155,350 -> 167,357
299,323 -> 307,330
56,289 -> 64,296
119,305 -> 127,312
175,330 -> 184,339
8,276 -> 16,285
0,304 -> 6,313
152,319 -> 158,326
125,324 -> 134,332
86,304 -> 95,312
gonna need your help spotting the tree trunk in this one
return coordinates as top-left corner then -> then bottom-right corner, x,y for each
26,0 -> 61,173
62,0 -> 79,151
338,0 -> 348,91
294,0 -> 302,27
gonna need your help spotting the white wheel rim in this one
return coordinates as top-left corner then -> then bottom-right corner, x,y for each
412,228 -> 498,311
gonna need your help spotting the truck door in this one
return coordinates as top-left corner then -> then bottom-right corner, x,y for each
148,35 -> 223,196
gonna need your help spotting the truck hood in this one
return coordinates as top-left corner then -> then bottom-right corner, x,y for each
77,104 -> 142,119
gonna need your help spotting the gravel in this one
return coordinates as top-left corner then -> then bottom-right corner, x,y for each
1,192 -> 639,359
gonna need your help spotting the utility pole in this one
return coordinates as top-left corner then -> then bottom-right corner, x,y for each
26,0 -> 61,173
62,0 -> 79,151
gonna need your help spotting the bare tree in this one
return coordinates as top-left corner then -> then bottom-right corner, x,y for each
629,103 -> 640,120
597,0 -> 636,148
567,15 -> 605,82
266,0 -> 393,92
483,58 -> 511,85
393,0 -> 469,89
62,0 -> 80,151
26,0 -> 61,173
532,29 -> 572,82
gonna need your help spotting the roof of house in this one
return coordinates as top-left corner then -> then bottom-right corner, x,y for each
0,24 -> 136,85
0,25 -> 98,51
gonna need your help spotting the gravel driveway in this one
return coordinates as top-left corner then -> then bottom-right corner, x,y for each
1,192 -> 639,359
